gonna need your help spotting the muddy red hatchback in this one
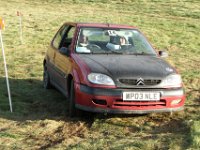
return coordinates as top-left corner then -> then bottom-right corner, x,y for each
43,22 -> 185,116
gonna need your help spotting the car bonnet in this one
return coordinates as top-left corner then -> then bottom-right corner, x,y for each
78,54 -> 176,87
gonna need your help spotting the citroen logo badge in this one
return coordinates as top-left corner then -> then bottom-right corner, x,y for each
136,78 -> 145,86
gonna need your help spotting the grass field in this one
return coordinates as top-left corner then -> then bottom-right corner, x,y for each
0,0 -> 200,149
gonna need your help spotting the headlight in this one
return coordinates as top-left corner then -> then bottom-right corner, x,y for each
88,73 -> 115,86
161,74 -> 182,88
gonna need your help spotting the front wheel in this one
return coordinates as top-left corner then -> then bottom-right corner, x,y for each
69,80 -> 79,117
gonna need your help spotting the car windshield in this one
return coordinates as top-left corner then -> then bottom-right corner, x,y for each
76,27 -> 156,55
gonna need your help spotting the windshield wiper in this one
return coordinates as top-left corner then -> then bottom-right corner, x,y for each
86,51 -> 155,55
106,50 -> 123,54
89,50 -> 123,54
128,52 -> 155,55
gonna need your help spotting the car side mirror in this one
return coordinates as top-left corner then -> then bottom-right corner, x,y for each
59,47 -> 70,56
159,50 -> 168,58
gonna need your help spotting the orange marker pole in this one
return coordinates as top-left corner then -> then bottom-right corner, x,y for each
17,11 -> 23,44
0,18 -> 13,112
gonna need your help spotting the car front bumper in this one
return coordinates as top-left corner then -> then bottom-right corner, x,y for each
74,83 -> 185,114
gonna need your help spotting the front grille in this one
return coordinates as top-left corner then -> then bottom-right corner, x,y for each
119,79 -> 161,86
113,99 -> 166,107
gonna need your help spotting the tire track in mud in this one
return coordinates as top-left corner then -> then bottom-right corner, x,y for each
23,116 -> 95,149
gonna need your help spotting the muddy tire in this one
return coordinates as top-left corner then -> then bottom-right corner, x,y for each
43,64 -> 51,89
69,80 -> 79,117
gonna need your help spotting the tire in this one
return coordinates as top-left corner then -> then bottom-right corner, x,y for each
69,80 -> 79,117
43,64 -> 51,89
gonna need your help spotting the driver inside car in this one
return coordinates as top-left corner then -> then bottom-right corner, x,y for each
76,32 -> 91,53
79,33 -> 89,47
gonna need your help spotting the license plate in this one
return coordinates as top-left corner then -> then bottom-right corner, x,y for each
123,92 -> 160,101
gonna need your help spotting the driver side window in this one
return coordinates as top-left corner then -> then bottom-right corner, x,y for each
61,26 -> 75,48
52,25 -> 68,49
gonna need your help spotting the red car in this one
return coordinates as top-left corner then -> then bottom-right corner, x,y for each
43,22 -> 185,117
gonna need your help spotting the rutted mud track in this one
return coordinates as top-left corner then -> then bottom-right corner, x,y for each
0,115 -> 94,149
25,119 -> 92,149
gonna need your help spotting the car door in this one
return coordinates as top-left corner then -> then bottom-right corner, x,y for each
54,25 -> 76,96
49,25 -> 69,88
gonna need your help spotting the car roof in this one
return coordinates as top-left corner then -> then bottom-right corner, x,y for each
63,22 -> 137,29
